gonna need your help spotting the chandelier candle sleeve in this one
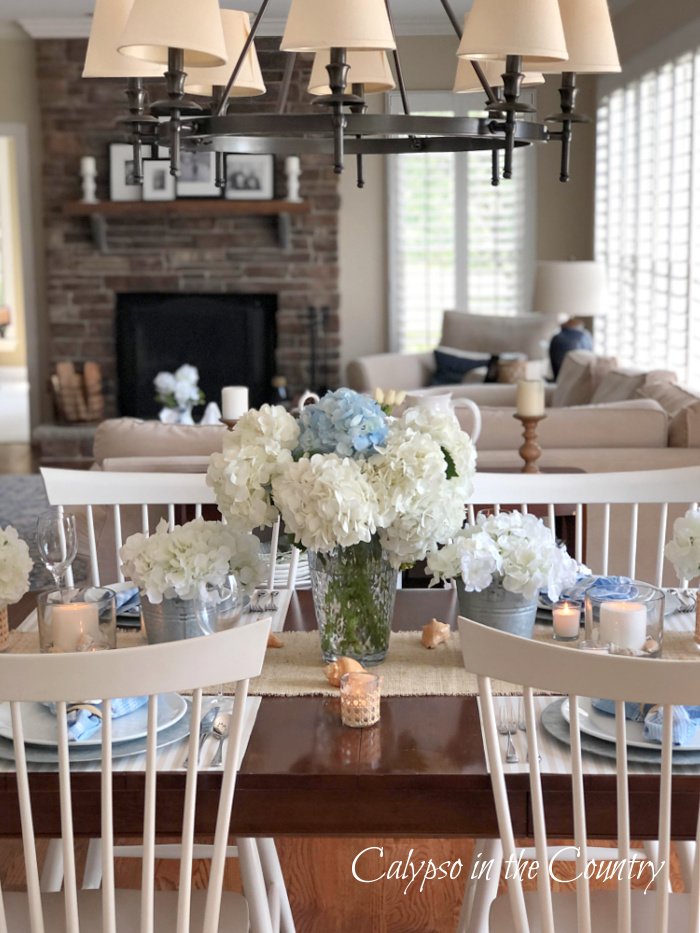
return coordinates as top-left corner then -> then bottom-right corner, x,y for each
516,380 -> 545,417
340,671 -> 381,728
552,601 -> 580,641
221,386 -> 249,420
599,601 -> 647,651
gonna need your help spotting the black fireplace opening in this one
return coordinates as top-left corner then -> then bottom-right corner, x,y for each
116,292 -> 277,418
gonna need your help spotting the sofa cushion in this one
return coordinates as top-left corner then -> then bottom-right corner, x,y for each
440,310 -> 555,361
464,399 -> 668,451
638,380 -> 699,417
669,401 -> 700,448
93,417 -> 226,466
430,347 -> 492,386
590,367 -> 676,404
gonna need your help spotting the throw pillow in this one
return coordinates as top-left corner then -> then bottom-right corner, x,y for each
669,400 -> 700,447
591,368 -> 677,405
430,346 -> 492,386
638,381 -> 697,418
551,350 -> 598,408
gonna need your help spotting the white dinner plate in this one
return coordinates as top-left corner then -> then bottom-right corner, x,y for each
0,693 -> 187,748
562,696 -> 700,752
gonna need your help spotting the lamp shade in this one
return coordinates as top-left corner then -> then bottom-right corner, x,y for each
532,261 -> 608,318
281,0 -> 396,53
184,11 -> 265,97
529,0 -> 620,73
457,0 -> 568,64
83,0 -> 163,78
118,0 -> 227,67
309,50 -> 395,95
453,58 -> 544,93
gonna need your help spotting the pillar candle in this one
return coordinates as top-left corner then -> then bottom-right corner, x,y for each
80,156 -> 97,175
51,602 -> 101,651
599,601 -> 647,651
221,386 -> 249,420
340,672 -> 380,728
516,379 -> 545,417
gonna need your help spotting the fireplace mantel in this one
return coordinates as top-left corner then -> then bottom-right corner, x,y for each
63,200 -> 311,252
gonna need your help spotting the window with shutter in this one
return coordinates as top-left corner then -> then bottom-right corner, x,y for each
595,49 -> 700,384
388,90 -> 535,353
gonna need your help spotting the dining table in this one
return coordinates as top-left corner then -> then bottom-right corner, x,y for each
2,588 -> 700,844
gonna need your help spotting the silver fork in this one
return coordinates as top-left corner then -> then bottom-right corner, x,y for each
497,704 -> 519,763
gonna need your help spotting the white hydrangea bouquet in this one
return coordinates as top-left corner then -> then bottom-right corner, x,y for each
0,525 -> 33,648
665,508 -> 700,643
154,363 -> 205,424
427,511 -> 579,636
120,517 -> 265,605
207,387 -> 476,662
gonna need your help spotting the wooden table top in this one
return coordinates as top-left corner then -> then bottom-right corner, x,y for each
5,590 -> 700,841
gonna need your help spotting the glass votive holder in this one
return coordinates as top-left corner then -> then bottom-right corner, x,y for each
552,600 -> 581,642
38,587 -> 117,653
584,581 -> 664,657
340,671 -> 381,728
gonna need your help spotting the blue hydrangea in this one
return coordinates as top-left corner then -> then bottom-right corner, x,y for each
297,388 -> 389,458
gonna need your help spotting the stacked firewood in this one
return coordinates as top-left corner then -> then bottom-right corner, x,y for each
50,361 -> 104,423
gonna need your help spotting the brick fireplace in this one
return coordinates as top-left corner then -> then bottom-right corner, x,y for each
37,38 -> 340,417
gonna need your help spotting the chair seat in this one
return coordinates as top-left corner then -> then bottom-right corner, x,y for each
490,889 -> 693,933
4,888 -> 249,931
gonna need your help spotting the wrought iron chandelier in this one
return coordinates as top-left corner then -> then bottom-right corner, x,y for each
83,0 -> 620,190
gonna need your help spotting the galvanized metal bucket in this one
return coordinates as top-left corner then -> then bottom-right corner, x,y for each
140,588 -> 239,644
457,578 -> 537,638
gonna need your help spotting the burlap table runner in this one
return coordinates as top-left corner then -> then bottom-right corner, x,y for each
9,621 -> 697,699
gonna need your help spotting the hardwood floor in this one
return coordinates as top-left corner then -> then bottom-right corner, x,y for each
0,836 -> 686,932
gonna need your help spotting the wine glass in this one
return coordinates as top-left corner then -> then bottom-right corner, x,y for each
36,508 -> 78,599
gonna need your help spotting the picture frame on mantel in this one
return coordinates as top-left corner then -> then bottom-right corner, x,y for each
176,151 -> 220,198
224,154 -> 275,201
109,143 -> 142,202
142,159 -> 176,202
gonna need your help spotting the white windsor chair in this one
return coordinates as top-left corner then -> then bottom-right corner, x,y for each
38,467 -> 296,933
470,466 -> 700,586
0,616 -> 272,933
459,616 -> 700,933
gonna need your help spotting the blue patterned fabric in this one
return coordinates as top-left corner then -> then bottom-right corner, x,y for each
591,698 -> 700,747
539,574 -> 637,609
47,696 -> 149,742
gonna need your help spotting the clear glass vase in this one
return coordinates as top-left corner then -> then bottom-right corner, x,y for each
308,538 -> 397,664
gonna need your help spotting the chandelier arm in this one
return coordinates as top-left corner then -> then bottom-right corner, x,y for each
491,150 -> 500,187
278,52 -> 296,115
558,72 -> 576,183
215,0 -> 273,117
437,0 -> 499,107
126,78 -> 147,183
383,0 -> 411,117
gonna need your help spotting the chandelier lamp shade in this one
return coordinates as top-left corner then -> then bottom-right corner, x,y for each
83,0 -> 621,190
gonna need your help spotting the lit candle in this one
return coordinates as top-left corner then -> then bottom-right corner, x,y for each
51,602 -> 101,651
221,386 -> 249,420
599,600 -> 647,651
553,601 -> 580,641
516,379 -> 545,417
340,671 -> 380,728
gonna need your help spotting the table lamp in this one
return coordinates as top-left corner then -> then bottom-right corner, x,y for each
532,260 -> 608,378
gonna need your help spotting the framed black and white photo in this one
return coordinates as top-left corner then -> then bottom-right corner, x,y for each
142,159 -> 175,201
176,151 -> 219,198
224,154 -> 275,200
109,143 -> 142,202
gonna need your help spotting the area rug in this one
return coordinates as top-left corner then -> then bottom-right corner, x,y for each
0,474 -> 87,590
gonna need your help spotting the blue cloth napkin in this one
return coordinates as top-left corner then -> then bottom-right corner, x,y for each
591,698 -> 700,747
112,586 -> 140,618
47,695 -> 148,742
539,575 -> 638,610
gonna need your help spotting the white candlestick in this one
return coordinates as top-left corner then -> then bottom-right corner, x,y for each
52,602 -> 100,651
221,386 -> 249,420
599,601 -> 647,651
553,601 -> 580,639
285,156 -> 302,202
516,379 -> 545,417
